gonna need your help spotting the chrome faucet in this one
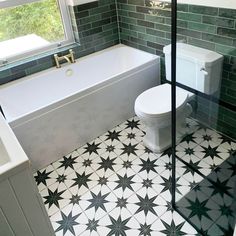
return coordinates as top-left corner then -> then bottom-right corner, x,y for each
54,49 -> 76,68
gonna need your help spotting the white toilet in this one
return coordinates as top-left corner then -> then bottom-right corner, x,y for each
135,43 -> 224,153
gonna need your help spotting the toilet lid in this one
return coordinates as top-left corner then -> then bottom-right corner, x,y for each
135,83 -> 190,117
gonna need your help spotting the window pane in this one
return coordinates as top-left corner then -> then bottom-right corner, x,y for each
0,0 -> 65,59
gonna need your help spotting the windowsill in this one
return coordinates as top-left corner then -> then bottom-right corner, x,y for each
66,0 -> 98,6
0,42 -> 80,72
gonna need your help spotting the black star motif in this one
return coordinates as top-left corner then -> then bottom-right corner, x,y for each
165,162 -> 172,171
106,145 -> 115,153
135,194 -> 158,216
209,178 -> 231,197
228,161 -> 236,177
116,197 -> 127,208
201,145 -> 221,159
44,189 -> 65,208
218,225 -> 234,236
69,194 -> 80,205
87,191 -> 109,212
59,155 -> 77,170
139,223 -> 152,236
83,142 -> 101,155
161,147 -> 172,157
105,130 -> 121,141
115,174 -> 135,191
139,158 -> 157,173
182,159 -> 200,176
145,147 -> 152,153
203,134 -> 212,141
189,181 -> 198,190
127,133 -> 135,139
83,159 -> 92,167
220,204 -> 233,217
98,176 -> 108,186
98,156 -> 116,172
220,135 -> 233,145
160,220 -> 185,236
121,143 -> 138,156
160,176 -> 172,194
180,133 -> 196,144
185,148 -> 194,155
86,219 -> 99,232
126,119 -> 140,130
187,198 -> 211,221
55,211 -> 79,235
107,215 -> 130,236
56,174 -> 66,183
71,172 -> 92,189
34,169 -> 52,186
142,178 -> 153,188
123,160 -> 132,169
210,163 -> 218,170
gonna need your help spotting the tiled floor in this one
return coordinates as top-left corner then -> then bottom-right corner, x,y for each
34,117 -> 236,236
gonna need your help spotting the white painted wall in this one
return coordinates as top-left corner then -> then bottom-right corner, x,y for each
162,0 -> 236,9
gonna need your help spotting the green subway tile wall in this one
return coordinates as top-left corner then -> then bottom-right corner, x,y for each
117,0 -> 236,139
0,0 -> 119,85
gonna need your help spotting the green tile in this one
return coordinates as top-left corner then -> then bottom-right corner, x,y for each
146,28 -> 165,38
137,32 -> 156,42
121,28 -> 138,37
187,38 -> 215,50
202,16 -> 235,28
127,0 -> 144,6
217,27 -> 236,39
119,4 -> 136,11
79,14 -> 101,25
128,11 -> 144,19
189,5 -> 218,16
177,4 -> 189,12
129,24 -> 146,33
154,23 -> 171,32
118,9 -> 128,16
177,28 -> 201,39
219,8 -> 236,19
89,5 -> 110,15
145,14 -> 165,24
137,20 -> 154,28
216,44 -> 236,57
121,16 -> 137,25
0,69 -> 11,79
177,12 -> 202,22
202,33 -> 233,46
188,22 -> 216,34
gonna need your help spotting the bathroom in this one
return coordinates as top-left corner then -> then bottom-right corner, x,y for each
0,0 -> 235,235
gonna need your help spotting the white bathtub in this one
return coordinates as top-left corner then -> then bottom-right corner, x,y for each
0,44 -> 160,170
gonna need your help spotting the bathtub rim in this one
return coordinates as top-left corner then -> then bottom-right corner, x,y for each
9,58 -> 160,128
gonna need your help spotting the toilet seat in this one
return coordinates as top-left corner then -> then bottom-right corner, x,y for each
135,83 -> 190,118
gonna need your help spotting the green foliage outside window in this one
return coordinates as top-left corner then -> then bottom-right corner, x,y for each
0,0 -> 64,42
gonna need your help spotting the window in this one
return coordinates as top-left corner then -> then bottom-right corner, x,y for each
0,0 -> 74,65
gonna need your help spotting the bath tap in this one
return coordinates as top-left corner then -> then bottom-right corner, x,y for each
54,49 -> 76,68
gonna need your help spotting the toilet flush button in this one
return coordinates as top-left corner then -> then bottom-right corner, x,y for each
200,68 -> 208,75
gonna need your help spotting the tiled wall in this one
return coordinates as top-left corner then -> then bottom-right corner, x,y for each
117,0 -> 236,139
0,0 -> 119,84
0,0 -> 235,139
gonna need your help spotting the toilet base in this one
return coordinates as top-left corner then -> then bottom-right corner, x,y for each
141,104 -> 192,153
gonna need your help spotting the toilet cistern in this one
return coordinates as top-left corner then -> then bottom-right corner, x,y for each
135,43 -> 224,153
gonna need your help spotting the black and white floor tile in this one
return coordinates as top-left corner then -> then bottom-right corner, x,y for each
34,117 -> 236,236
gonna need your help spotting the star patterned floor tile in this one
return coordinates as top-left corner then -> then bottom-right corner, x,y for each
34,164 -> 58,192
36,116 -> 235,236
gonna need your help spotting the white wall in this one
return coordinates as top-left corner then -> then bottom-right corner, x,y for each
162,0 -> 236,9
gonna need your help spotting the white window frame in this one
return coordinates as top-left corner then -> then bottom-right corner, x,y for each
0,0 -> 75,65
